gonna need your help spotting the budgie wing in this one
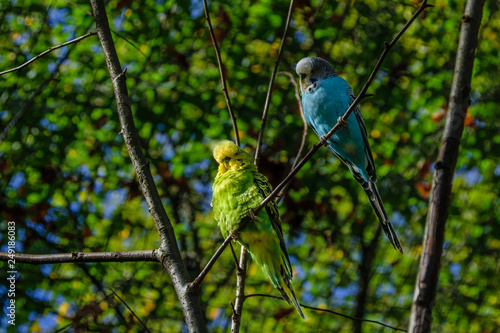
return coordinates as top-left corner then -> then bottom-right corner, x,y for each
252,170 -> 293,276
348,87 -> 377,183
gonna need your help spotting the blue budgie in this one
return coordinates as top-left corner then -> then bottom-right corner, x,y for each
296,57 -> 403,253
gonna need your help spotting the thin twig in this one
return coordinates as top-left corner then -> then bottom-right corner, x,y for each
275,71 -> 308,201
245,294 -> 407,332
62,0 -> 149,63
108,287 -> 152,333
229,243 -> 241,271
252,0 -> 431,215
190,232 -> 234,288
0,250 -> 159,265
63,0 -> 93,16
254,0 -> 295,165
0,43 -> 77,143
202,0 -> 239,146
111,30 -> 151,62
0,32 -> 97,76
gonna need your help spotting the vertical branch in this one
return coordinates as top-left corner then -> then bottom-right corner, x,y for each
231,3 -> 295,330
202,0 -> 240,146
231,246 -> 248,333
254,0 -> 295,165
408,0 -> 485,332
89,1 -> 207,332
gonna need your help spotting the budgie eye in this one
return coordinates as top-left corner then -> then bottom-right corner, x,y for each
223,156 -> 231,162
299,73 -> 306,79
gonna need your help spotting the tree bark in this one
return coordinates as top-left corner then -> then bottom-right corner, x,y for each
408,0 -> 485,331
1,250 -> 158,264
231,247 -> 248,332
89,0 -> 207,331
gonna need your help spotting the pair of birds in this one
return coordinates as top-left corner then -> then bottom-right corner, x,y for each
211,57 -> 403,318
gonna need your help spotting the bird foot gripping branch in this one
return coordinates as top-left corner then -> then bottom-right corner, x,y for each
337,116 -> 348,128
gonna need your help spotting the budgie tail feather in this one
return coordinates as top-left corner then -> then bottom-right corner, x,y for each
364,182 -> 403,254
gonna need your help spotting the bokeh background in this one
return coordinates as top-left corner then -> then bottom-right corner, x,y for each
0,0 -> 499,332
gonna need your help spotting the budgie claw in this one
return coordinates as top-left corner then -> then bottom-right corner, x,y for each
248,211 -> 257,221
337,116 -> 347,128
230,230 -> 239,241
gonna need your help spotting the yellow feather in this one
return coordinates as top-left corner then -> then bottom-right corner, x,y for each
213,140 -> 240,164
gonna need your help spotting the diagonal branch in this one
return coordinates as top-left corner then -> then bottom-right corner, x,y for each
202,0 -> 239,146
252,0 -> 432,216
190,232 -> 234,289
63,0 -> 93,16
109,287 -> 152,333
0,250 -> 158,265
254,0 -> 295,165
89,0 -> 207,331
245,294 -> 407,332
0,37 -> 77,143
0,31 -> 97,76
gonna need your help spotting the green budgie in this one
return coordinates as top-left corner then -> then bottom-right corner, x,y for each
211,140 -> 305,319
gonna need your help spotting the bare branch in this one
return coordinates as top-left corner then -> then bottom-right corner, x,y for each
189,233 -> 234,289
231,247 -> 248,333
202,0 -> 240,146
0,250 -> 158,265
229,243 -> 241,271
252,0 -> 431,215
254,0 -> 295,165
275,71 -> 308,201
409,0 -> 485,332
109,287 -> 152,333
245,294 -> 407,332
0,38 -> 76,143
0,32 -> 97,76
63,0 -> 93,16
89,0 -> 207,331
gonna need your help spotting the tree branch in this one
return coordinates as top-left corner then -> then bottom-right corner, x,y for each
0,39 -> 75,143
108,287 -> 152,333
202,0 -> 239,146
0,250 -> 158,265
189,233 -> 234,289
231,246 -> 248,333
254,0 -> 295,165
63,0 -> 93,16
0,32 -> 97,76
252,0 -> 432,216
245,293 -> 407,332
409,0 -> 485,332
89,0 -> 207,331
230,4 -> 296,331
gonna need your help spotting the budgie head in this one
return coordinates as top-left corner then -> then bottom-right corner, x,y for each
213,140 -> 253,178
296,57 -> 337,93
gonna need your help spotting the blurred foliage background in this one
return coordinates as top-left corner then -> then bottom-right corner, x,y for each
0,0 -> 499,332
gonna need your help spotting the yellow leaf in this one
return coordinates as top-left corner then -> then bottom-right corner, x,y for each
118,229 -> 130,239
58,302 -> 70,316
30,322 -> 41,332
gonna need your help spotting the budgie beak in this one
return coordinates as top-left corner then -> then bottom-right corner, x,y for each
216,163 -> 228,179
